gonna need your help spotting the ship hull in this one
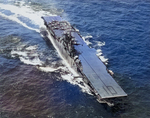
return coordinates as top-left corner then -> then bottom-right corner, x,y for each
41,16 -> 127,106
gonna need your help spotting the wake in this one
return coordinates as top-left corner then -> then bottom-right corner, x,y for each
0,3 -> 47,33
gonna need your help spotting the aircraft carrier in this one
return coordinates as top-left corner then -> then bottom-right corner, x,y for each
41,16 -> 127,106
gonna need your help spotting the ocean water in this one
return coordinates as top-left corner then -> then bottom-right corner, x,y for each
0,0 -> 150,118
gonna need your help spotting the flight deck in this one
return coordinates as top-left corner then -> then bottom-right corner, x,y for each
42,16 -> 127,100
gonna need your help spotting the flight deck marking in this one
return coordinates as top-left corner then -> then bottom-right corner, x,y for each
107,86 -> 117,95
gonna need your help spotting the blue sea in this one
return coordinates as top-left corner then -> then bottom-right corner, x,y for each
0,0 -> 150,118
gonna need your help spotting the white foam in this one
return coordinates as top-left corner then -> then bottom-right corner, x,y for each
25,45 -> 37,50
11,50 -> 28,57
37,66 -> 66,72
95,41 -> 105,47
0,12 -> 39,33
0,3 -> 54,32
11,45 -> 43,66
61,74 -> 92,94
38,66 -> 59,72
96,49 -> 108,64
84,35 -> 93,39
82,35 -> 93,45
19,56 -> 43,66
